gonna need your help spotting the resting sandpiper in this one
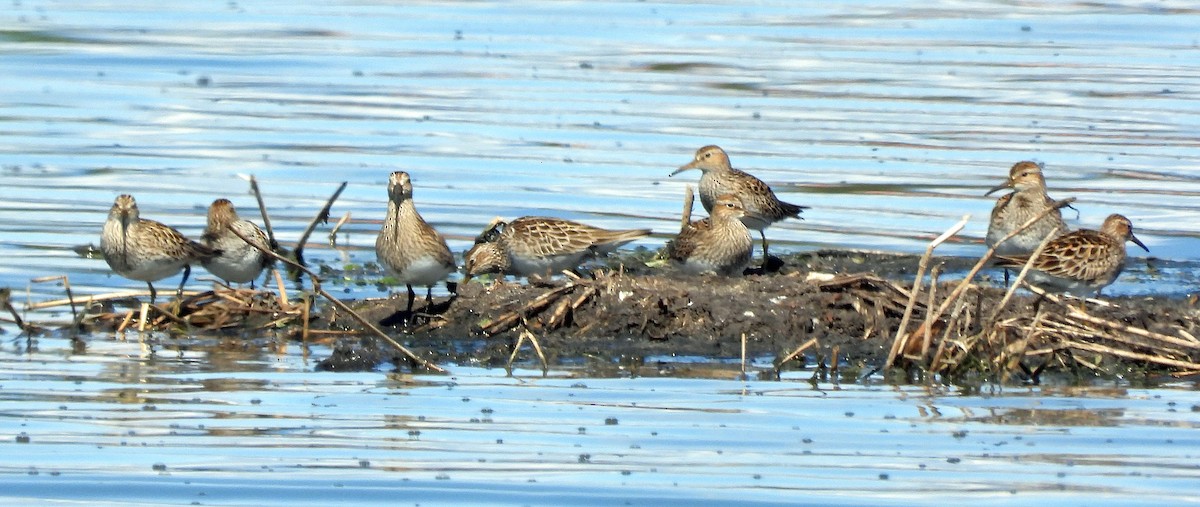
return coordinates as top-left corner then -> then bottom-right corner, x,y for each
665,193 -> 754,276
999,213 -> 1149,297
464,216 -> 651,279
670,145 -> 806,262
201,198 -> 275,287
100,194 -> 217,303
375,171 -> 456,314
985,161 -> 1069,257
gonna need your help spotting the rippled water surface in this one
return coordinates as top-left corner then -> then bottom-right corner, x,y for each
2,335 -> 1200,506
2,1 -> 1200,504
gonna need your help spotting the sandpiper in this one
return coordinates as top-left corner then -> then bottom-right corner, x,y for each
100,194 -> 217,303
998,213 -> 1149,297
374,171 -> 456,315
201,199 -> 275,287
670,145 -> 806,262
985,161 -> 1069,257
665,193 -> 754,276
464,216 -> 651,279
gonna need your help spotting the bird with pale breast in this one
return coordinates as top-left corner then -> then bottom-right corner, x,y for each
374,171 -> 456,316
665,193 -> 755,276
997,213 -> 1148,297
464,216 -> 651,279
670,145 -> 806,264
100,194 -> 217,303
202,198 -> 275,287
985,160 -> 1069,258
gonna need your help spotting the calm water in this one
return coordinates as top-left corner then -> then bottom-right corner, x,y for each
2,1 -> 1200,504
2,335 -> 1199,506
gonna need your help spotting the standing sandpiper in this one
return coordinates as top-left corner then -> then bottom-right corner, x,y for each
985,161 -> 1069,257
201,199 -> 275,287
665,193 -> 754,276
100,194 -> 217,303
375,171 -> 456,316
998,213 -> 1148,297
464,216 -> 651,279
670,145 -> 806,263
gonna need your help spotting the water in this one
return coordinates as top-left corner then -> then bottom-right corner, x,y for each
2,335 -> 1199,506
2,1 -> 1200,504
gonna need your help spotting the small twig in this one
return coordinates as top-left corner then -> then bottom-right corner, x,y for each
740,332 -> 748,378
1066,340 -> 1200,371
26,290 -> 166,311
777,338 -> 819,368
919,264 -> 942,360
30,276 -> 77,327
681,184 -> 694,232
329,212 -> 351,247
294,181 -> 347,266
272,268 -> 290,312
248,175 -> 279,250
302,296 -> 312,346
137,303 -> 148,333
0,288 -> 30,333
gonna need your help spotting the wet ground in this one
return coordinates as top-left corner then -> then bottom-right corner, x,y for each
313,251 -> 1200,382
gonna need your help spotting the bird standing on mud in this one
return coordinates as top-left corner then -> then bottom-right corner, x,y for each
100,194 -> 217,303
671,145 -> 806,266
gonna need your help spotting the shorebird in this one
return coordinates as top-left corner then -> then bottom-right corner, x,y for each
374,171 -> 456,316
201,199 -> 275,287
100,194 -> 217,303
985,161 -> 1069,258
670,145 -> 806,263
998,213 -> 1149,297
665,193 -> 754,276
464,216 -> 651,279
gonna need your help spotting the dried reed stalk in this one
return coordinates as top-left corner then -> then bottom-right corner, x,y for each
681,184 -> 694,232
887,215 -> 969,366
293,181 -> 347,266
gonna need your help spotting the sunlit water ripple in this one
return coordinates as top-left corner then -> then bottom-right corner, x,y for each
2,335 -> 1199,505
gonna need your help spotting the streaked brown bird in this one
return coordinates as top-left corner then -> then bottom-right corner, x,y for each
375,171 -> 456,315
670,145 -> 806,263
464,216 -> 650,279
985,160 -> 1069,258
202,198 -> 275,287
100,194 -> 217,303
998,213 -> 1149,297
665,193 -> 754,276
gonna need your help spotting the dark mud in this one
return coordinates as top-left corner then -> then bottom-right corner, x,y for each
316,250 -> 1200,382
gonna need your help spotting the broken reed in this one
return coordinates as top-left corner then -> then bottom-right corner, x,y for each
888,199 -> 1200,381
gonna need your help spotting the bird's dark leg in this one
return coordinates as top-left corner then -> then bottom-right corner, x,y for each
1003,268 -> 1011,286
759,230 -> 770,268
405,284 -> 416,316
176,265 -> 191,301
424,285 -> 434,313
147,282 -> 157,305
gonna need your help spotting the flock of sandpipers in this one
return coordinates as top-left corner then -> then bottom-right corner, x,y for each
99,145 -> 1149,312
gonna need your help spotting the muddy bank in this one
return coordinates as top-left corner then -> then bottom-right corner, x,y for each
315,250 -> 1200,382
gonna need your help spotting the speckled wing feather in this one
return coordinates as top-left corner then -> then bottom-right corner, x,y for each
146,220 -> 217,262
504,217 -> 596,258
665,218 -> 712,262
728,168 -> 805,220
1030,231 -> 1121,283
999,230 -> 1121,283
